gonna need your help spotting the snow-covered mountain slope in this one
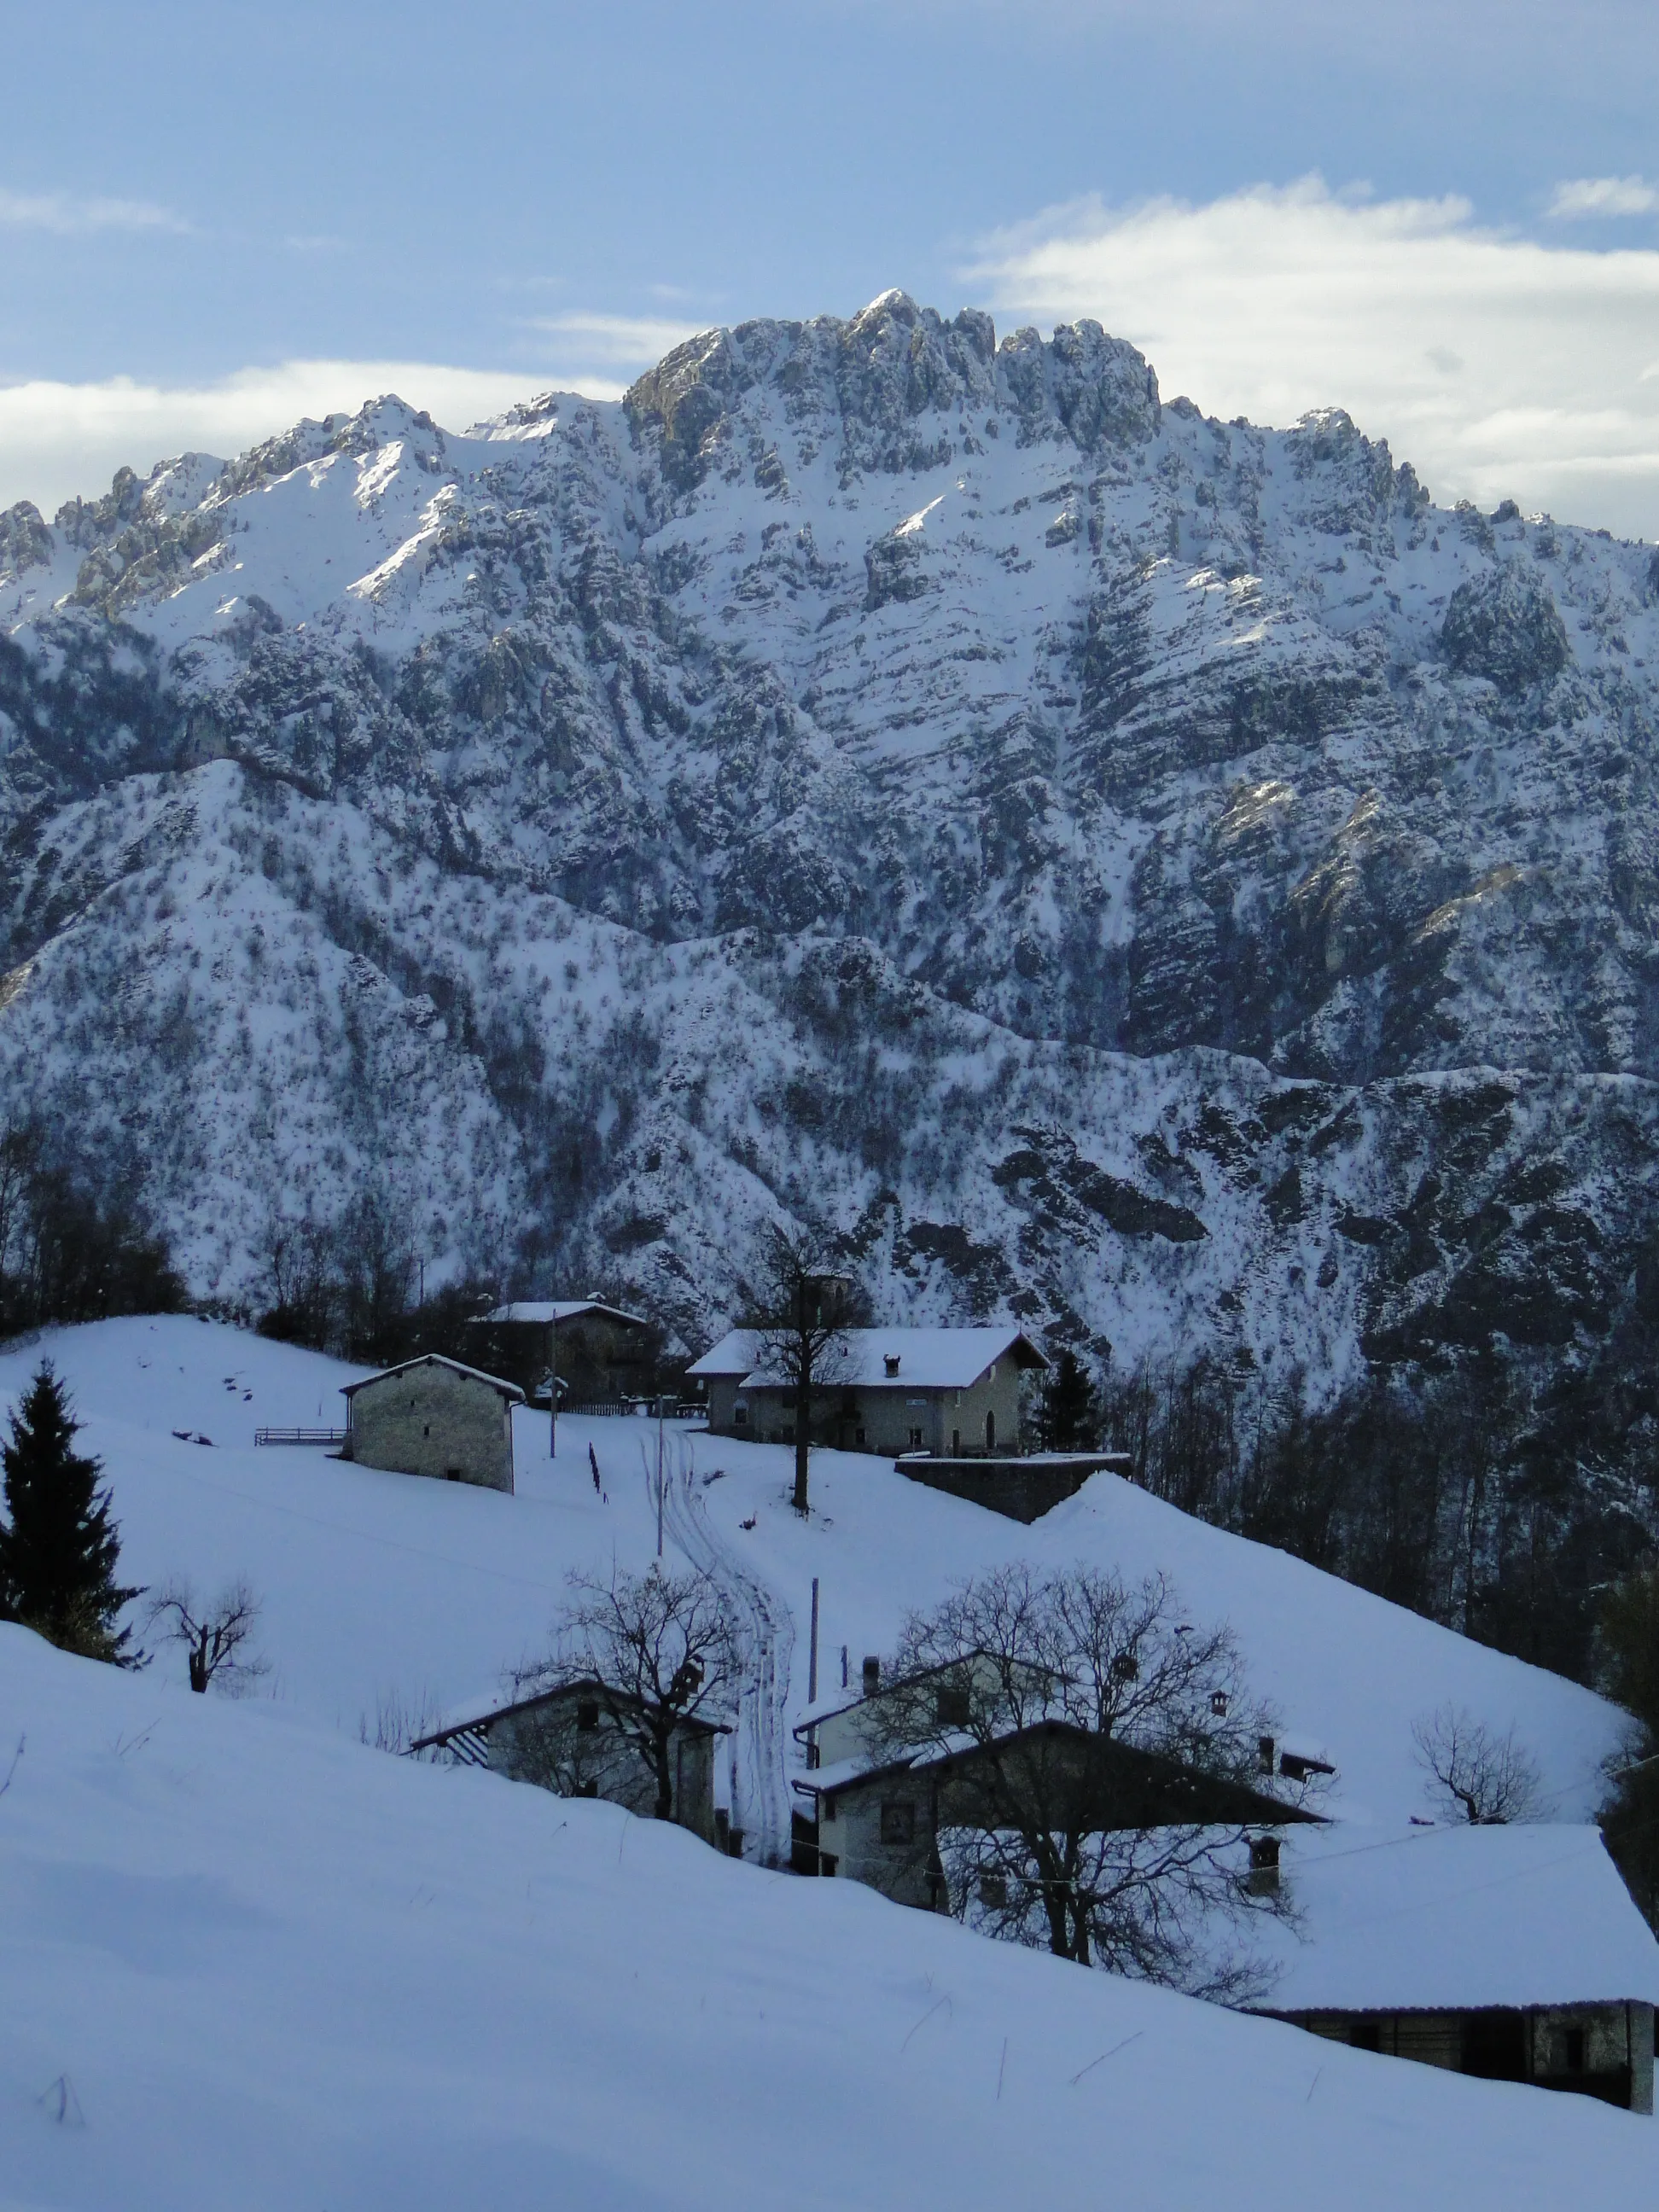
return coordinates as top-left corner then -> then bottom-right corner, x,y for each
3,294 -> 1658,1392
4,1621 -> 1654,2212
1,1318 -> 1621,1842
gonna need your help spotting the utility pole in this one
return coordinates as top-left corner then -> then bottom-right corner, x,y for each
808,1576 -> 820,1703
656,1395 -> 666,1559
549,1316 -> 557,1465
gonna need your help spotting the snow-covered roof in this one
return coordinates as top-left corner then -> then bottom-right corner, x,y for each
687,1325 -> 1047,1389
1254,1824 -> 1659,2013
474,1301 -> 648,1329
340,1353 -> 524,1401
684,1328 -> 760,1378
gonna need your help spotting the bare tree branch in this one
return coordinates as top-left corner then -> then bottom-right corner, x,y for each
748,1223 -> 865,1514
1412,1703 -> 1540,1823
516,1565 -> 741,1821
145,1577 -> 269,1695
864,1563 -> 1307,1993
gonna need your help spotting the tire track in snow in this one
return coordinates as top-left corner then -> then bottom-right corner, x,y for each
658,1438 -> 794,1866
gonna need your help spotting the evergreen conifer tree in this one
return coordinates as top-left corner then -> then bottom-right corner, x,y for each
1040,1349 -> 1099,1452
0,1363 -> 140,1664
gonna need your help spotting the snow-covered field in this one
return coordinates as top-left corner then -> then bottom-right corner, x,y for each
3,1621 -> 1657,2212
0,1316 -> 1622,1840
2,1314 -> 1651,2207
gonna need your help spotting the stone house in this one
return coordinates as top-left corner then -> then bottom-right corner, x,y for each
410,1679 -> 727,1844
341,1353 -> 521,1492
1245,1821 -> 1659,2113
688,1325 -> 1048,1456
466,1299 -> 655,1406
789,1662 -> 1313,1901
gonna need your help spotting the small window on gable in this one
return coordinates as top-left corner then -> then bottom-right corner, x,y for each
880,1800 -> 916,1847
935,1685 -> 971,1727
576,1699 -> 599,1732
734,1406 -> 748,1424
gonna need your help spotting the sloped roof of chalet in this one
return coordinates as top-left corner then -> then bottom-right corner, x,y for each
687,1325 -> 1048,1389
340,1353 -> 524,1401
1249,1822 -> 1659,2013
410,1675 -> 731,1752
791,1716 -> 1320,1831
473,1300 -> 649,1329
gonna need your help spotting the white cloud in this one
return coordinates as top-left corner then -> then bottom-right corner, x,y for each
0,188 -> 187,235
524,311 -> 707,364
965,178 -> 1659,536
1549,176 -> 1659,220
0,359 -> 624,517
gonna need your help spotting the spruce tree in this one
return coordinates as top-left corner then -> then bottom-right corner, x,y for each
0,1363 -> 140,1664
1041,1349 -> 1099,1452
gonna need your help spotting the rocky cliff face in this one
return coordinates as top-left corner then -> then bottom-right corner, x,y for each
2,289 -> 1656,1401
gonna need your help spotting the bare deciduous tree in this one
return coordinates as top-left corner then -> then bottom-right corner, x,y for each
748,1222 -> 866,1514
866,1563 -> 1307,1995
1412,1703 -> 1541,1824
519,1564 -> 741,1821
146,1577 -> 269,1695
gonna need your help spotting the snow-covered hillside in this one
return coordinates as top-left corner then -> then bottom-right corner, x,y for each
6,1621 -> 1656,2212
0,1319 -> 1622,1856
3,293 -> 1658,1406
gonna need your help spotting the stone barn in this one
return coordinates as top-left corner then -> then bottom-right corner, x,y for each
467,1300 -> 655,1406
1245,1820 -> 1659,2112
341,1354 -> 522,1493
410,1680 -> 727,1844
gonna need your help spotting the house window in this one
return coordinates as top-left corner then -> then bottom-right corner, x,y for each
1562,2027 -> 1586,2074
908,1427 -> 924,1449
935,1685 -> 971,1727
951,1429 -> 961,1455
576,1699 -> 599,1732
780,1391 -> 797,1411
733,1406 -> 748,1425
985,1410 -> 995,1451
880,1800 -> 916,1846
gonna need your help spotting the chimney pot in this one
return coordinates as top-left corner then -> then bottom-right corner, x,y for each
862,1655 -> 882,1695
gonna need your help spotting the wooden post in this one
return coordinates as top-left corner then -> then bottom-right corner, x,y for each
808,1576 -> 820,1703
549,1318 -> 556,1464
656,1398 -> 666,1559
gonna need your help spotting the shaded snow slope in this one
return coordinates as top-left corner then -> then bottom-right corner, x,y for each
3,1622 -> 1657,2212
1,1318 -> 1622,1833
3,295 -> 1657,1401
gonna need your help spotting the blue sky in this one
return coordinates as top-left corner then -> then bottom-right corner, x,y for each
3,0 -> 1658,529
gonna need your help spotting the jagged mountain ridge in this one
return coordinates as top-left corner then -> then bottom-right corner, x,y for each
1,288 -> 1656,1395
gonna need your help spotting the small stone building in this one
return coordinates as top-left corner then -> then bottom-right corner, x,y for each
689,1325 -> 1048,1456
410,1680 -> 726,1844
1245,1821 -> 1659,2113
466,1299 -> 654,1406
341,1354 -> 521,1493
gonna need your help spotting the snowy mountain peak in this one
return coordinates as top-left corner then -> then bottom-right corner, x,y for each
1,298 -> 1656,1482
